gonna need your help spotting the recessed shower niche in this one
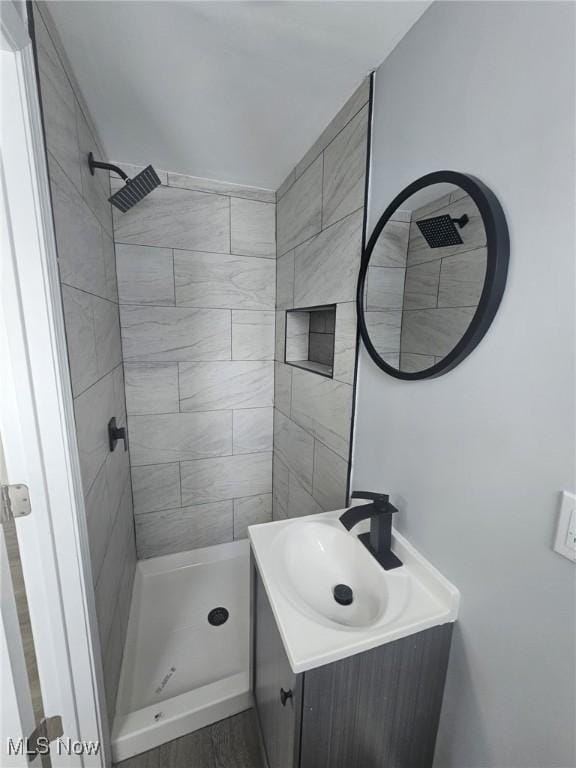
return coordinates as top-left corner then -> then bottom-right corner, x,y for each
284,305 -> 337,378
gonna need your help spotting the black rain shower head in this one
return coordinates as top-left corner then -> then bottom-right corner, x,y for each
416,213 -> 469,249
88,153 -> 161,212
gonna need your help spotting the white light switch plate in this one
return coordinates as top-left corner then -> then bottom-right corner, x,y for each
554,491 -> 576,562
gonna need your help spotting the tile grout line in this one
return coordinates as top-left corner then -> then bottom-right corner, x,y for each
277,204 -> 364,259
114,240 -> 278,261
276,93 -> 370,202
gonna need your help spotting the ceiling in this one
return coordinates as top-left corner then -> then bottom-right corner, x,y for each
48,1 -> 430,190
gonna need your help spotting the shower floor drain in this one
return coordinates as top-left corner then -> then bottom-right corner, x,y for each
208,607 -> 229,626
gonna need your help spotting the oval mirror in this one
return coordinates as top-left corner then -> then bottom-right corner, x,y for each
357,171 -> 509,379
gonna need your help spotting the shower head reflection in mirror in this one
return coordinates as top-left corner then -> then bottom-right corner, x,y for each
357,171 -> 509,380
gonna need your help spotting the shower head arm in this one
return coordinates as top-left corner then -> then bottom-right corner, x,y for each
451,213 -> 469,229
88,152 -> 129,181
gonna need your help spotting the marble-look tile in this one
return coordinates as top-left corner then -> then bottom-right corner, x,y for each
309,309 -> 336,334
273,410 -> 314,493
403,260 -> 441,310
120,306 -> 231,362
274,363 -> 292,417
287,474 -> 324,519
131,463 -> 181,515
308,333 -> 334,366
34,11 -> 76,113
272,451 -> 289,519
102,230 -> 119,302
277,155 -> 322,256
94,486 -> 133,651
333,302 -> 357,385
322,105 -> 368,228
84,462 -> 112,584
102,605 -> 124,722
365,266 -> 406,311
294,79 -> 370,180
35,15 -> 82,193
275,310 -> 286,362
111,534 -> 135,639
276,251 -> 295,310
129,411 -> 232,465
231,199 -> 275,259
180,453 -> 272,506
294,210 -> 362,306
437,248 -> 487,308
370,220 -> 410,267
399,353 -> 436,373
290,367 -> 352,460
364,310 -> 402,358
104,436 -> 131,525
233,408 -> 273,454
113,185 -> 230,253
175,251 -> 275,310
179,361 -> 273,411
73,371 -> 115,492
410,191 -> 453,221
408,196 -> 486,266
231,310 -> 275,361
50,156 -> 107,298
167,172 -> 275,203
390,209 -> 413,224
76,106 -> 112,234
124,362 -> 179,415
285,311 -> 310,361
61,285 -> 98,396
116,244 -> 174,305
273,505 -> 288,522
401,307 -> 476,357
276,169 -> 296,201
135,502 -> 233,559
312,441 -> 348,512
450,187 -> 469,203
233,494 -> 272,539
92,296 -> 122,378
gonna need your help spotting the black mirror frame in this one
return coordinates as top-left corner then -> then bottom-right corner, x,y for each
357,171 -> 509,380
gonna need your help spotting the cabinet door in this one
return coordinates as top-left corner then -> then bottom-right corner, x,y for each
253,568 -> 301,768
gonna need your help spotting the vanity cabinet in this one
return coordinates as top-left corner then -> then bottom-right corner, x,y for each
253,567 -> 453,768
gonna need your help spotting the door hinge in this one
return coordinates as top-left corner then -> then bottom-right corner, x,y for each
27,716 -> 63,761
0,484 -> 31,525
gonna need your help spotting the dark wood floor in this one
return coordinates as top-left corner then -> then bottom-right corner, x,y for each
115,710 -> 265,768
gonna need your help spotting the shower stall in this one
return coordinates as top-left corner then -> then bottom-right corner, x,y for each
31,2 -> 365,761
97,160 -> 277,762
32,5 -> 275,759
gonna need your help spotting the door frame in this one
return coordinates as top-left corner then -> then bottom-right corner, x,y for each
1,2 -> 108,765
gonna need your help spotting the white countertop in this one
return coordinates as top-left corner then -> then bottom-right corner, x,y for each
249,508 -> 460,674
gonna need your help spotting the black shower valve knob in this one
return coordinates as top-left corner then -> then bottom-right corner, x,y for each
108,417 -> 128,452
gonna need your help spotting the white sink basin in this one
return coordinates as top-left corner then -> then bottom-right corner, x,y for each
274,520 -> 408,630
249,508 -> 460,673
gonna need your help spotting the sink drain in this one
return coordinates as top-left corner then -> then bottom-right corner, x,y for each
208,607 -> 229,626
333,584 -> 354,606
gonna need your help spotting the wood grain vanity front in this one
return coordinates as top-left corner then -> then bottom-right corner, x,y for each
253,565 -> 453,768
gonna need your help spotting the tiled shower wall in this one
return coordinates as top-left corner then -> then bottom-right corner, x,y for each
32,4 -> 136,722
111,169 -> 276,558
273,79 -> 370,518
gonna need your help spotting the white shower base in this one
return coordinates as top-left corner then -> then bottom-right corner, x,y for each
111,539 -> 251,763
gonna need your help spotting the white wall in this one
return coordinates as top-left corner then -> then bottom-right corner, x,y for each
353,3 -> 575,766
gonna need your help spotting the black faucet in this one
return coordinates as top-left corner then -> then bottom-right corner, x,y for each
339,491 -> 402,570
